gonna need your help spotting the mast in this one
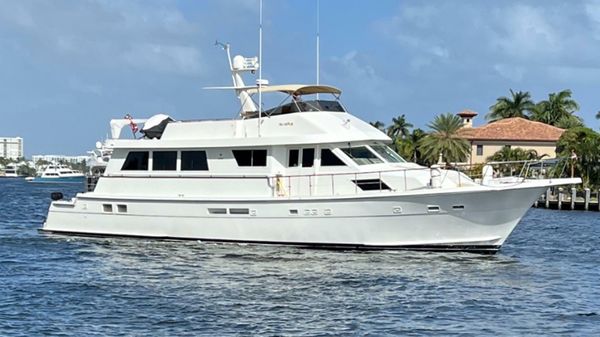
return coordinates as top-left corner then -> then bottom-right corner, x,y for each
316,0 -> 320,100
258,0 -> 263,137
215,41 -> 259,116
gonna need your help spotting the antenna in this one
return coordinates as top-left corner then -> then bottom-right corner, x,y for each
258,0 -> 263,137
214,41 -> 259,115
316,0 -> 320,100
215,40 -> 235,86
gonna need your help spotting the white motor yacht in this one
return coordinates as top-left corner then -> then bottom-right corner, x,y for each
29,164 -> 85,183
42,48 -> 580,253
2,164 -> 20,178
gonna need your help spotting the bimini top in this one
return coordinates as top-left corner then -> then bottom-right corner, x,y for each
246,84 -> 341,96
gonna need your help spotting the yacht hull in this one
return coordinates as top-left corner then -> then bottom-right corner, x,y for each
41,181 -> 570,254
29,176 -> 85,184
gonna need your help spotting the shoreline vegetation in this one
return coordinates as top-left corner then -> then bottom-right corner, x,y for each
371,88 -> 599,190
0,158 -> 86,177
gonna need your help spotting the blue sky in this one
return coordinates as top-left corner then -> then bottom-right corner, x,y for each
1,0 -> 600,156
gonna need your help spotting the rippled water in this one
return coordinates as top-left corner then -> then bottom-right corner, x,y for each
1,179 -> 599,336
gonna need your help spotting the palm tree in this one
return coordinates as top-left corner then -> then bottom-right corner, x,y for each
487,89 -> 535,122
418,113 -> 470,167
486,146 -> 541,177
369,121 -> 386,132
555,115 -> 584,129
556,127 -> 600,187
386,114 -> 413,140
487,146 -> 539,162
530,89 -> 580,126
396,128 -> 426,164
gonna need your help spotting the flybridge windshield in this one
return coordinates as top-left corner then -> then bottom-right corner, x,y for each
248,99 -> 346,118
341,146 -> 383,165
371,144 -> 406,163
341,145 -> 407,165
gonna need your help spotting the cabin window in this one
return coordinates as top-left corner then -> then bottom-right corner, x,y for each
340,146 -> 383,165
302,148 -> 315,167
288,149 -> 299,167
233,149 -> 267,167
370,145 -> 406,163
181,151 -> 208,171
321,149 -> 345,166
152,151 -> 177,171
476,145 -> 483,156
121,151 -> 149,171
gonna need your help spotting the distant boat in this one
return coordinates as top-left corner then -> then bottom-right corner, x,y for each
87,141 -> 113,176
0,164 -> 21,178
27,164 -> 85,183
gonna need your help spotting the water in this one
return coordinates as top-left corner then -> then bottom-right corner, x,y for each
1,179 -> 599,336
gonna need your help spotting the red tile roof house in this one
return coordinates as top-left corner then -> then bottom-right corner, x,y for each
455,110 -> 565,165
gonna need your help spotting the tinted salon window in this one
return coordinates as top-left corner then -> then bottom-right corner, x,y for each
321,149 -> 345,166
181,151 -> 208,171
122,151 -> 149,171
233,149 -> 267,167
152,151 -> 177,171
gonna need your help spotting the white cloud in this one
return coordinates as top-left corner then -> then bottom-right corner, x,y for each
491,5 -> 560,58
330,50 -> 388,104
122,44 -> 202,75
493,64 -> 526,82
0,0 -> 204,75
585,0 -> 600,39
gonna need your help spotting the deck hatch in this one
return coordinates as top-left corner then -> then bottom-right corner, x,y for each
352,179 -> 391,191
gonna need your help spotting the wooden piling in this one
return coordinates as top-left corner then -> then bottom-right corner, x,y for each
558,190 -> 563,210
571,188 -> 576,210
584,188 -> 590,211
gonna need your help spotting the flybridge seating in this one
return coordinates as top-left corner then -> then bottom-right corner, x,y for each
242,84 -> 346,118
248,99 -> 345,118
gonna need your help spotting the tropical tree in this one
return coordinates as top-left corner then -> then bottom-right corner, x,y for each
530,89 -> 580,127
556,127 -> 600,187
487,89 -> 535,122
369,121 -> 386,132
0,157 -> 11,168
386,114 -> 413,140
418,113 -> 470,167
487,146 -> 541,176
555,115 -> 584,129
17,165 -> 36,177
396,128 -> 426,164
487,146 -> 540,162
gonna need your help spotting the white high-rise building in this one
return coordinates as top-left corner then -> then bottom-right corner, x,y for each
0,137 -> 24,160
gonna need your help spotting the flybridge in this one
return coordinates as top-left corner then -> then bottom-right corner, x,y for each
207,43 -> 347,120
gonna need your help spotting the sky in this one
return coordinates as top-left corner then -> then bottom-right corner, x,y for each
1,0 -> 600,156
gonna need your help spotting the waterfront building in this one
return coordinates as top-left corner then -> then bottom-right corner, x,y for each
0,137 -> 24,160
456,111 -> 565,165
32,155 -> 88,165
